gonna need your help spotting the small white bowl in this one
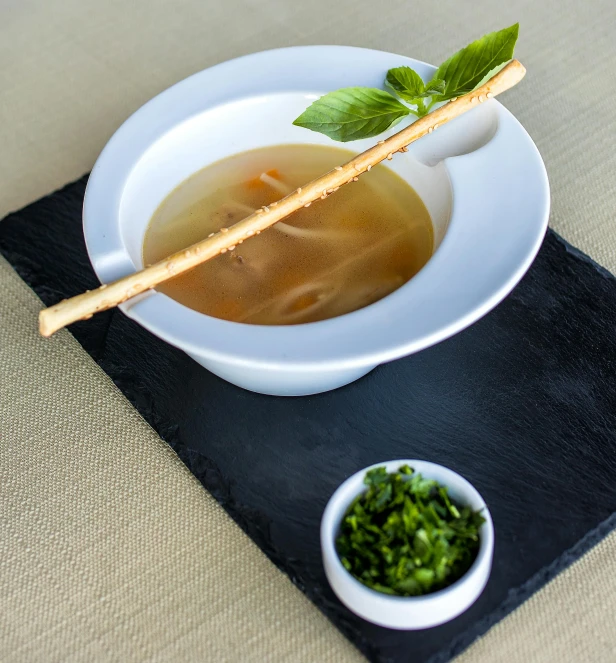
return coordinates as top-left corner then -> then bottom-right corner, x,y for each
320,460 -> 494,630
83,45 -> 549,396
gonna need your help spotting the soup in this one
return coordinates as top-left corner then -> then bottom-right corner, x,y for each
143,144 -> 433,325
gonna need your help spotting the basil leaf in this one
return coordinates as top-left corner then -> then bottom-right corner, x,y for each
425,78 -> 446,95
473,61 -> 510,89
434,23 -> 519,100
386,68 -> 446,105
292,87 -> 411,142
385,66 -> 425,102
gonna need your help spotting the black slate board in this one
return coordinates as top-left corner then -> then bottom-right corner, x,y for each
2,176 -> 616,663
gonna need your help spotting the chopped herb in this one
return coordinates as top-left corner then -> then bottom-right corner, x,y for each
336,465 -> 485,597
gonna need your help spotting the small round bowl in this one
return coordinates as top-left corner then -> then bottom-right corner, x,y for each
83,45 -> 549,397
320,459 -> 494,630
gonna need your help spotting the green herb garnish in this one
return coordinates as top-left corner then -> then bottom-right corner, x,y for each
336,465 -> 485,597
293,24 -> 519,142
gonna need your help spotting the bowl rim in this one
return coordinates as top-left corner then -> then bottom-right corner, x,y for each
320,458 -> 495,627
83,45 -> 550,371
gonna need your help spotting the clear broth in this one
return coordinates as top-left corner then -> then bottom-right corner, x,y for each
143,144 -> 433,325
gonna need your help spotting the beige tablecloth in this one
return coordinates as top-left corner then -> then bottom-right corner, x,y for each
1,1 -> 615,661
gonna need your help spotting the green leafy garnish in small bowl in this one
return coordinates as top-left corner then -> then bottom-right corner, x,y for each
336,465 -> 485,597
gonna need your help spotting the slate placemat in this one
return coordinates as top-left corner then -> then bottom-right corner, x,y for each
2,176 -> 616,663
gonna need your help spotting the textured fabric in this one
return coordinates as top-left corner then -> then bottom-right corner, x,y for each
0,255 -> 364,663
1,0 -> 615,661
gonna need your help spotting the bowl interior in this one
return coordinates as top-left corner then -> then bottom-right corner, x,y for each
119,92 -> 453,272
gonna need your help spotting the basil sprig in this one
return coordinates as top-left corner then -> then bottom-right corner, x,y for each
336,465 -> 485,597
290,87 -> 411,143
293,24 -> 519,142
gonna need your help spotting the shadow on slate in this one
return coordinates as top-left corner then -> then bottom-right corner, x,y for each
2,176 -> 616,663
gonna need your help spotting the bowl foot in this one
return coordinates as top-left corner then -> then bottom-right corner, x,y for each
186,353 -> 376,396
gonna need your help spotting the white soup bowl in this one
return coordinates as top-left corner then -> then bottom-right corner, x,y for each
83,46 -> 549,396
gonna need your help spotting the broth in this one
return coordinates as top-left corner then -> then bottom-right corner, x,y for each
142,144 -> 433,325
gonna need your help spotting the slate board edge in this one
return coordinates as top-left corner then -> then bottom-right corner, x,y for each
1,174 -> 615,663
432,511 -> 616,663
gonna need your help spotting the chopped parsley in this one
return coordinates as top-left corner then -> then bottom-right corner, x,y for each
336,465 -> 485,596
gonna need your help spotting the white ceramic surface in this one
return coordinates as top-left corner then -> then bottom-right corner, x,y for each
320,460 -> 494,630
83,46 -> 550,396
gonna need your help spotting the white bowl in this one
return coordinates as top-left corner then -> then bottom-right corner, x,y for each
83,46 -> 549,396
320,460 -> 494,630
